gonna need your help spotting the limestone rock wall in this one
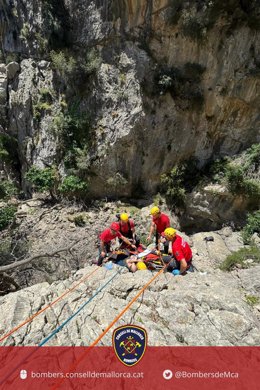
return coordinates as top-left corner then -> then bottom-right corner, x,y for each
0,0 -> 259,200
56,0 -> 260,196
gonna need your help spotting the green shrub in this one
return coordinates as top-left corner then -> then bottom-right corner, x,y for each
33,101 -> 52,120
33,88 -> 54,120
204,144 -> 260,202
166,0 -> 260,43
184,0 -> 259,39
242,211 -> 260,244
205,157 -> 229,183
158,75 -> 173,92
35,32 -> 48,53
219,246 -> 260,271
0,139 -> 9,161
82,49 -> 101,76
106,173 -> 129,198
225,164 -> 260,199
25,166 -> 59,199
40,0 -> 70,50
160,158 -> 200,208
25,166 -> 89,201
153,193 -> 164,206
161,166 -> 186,208
73,215 -> 86,227
107,173 -> 128,191
0,206 -> 17,231
50,48 -> 101,81
245,295 -> 260,306
39,88 -> 53,104
75,146 -> 90,172
225,165 -> 245,192
52,102 -> 90,148
50,50 -> 77,79
51,100 -> 91,173
5,52 -> 20,64
52,112 -> 67,134
0,180 -> 18,200
245,143 -> 260,168
58,175 -> 88,198
20,23 -> 31,40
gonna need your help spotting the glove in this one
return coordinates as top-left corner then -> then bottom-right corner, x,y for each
172,269 -> 180,276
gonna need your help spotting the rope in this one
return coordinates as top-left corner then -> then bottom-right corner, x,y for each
89,266 -> 166,347
0,267 -> 120,385
39,269 -> 121,346
0,267 -> 100,344
51,265 -> 166,390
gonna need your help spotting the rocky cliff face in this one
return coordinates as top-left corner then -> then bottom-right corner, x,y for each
58,0 -> 260,197
0,0 -> 259,200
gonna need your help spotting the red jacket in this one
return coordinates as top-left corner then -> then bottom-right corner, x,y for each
172,235 -> 192,262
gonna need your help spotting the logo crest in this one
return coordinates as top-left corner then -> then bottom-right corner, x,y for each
112,325 -> 147,366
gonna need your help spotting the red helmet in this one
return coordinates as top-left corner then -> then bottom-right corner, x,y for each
110,222 -> 120,232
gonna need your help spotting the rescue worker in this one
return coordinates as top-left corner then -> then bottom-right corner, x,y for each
118,213 -> 140,247
163,227 -> 193,274
98,222 -> 136,265
147,206 -> 170,247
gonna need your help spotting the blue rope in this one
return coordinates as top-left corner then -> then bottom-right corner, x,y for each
39,269 -> 121,346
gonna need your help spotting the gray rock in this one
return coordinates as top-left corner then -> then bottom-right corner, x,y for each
38,61 -> 49,69
1,265 -> 259,347
252,233 -> 260,246
6,62 -> 20,79
0,87 -> 7,105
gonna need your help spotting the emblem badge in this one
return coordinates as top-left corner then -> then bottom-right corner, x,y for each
112,325 -> 147,366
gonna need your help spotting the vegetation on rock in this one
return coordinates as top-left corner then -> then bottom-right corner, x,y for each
242,211 -> 260,244
25,166 -> 88,200
160,158 -> 201,208
220,246 -> 260,271
0,205 -> 17,231
167,0 -> 260,39
154,63 -> 206,109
